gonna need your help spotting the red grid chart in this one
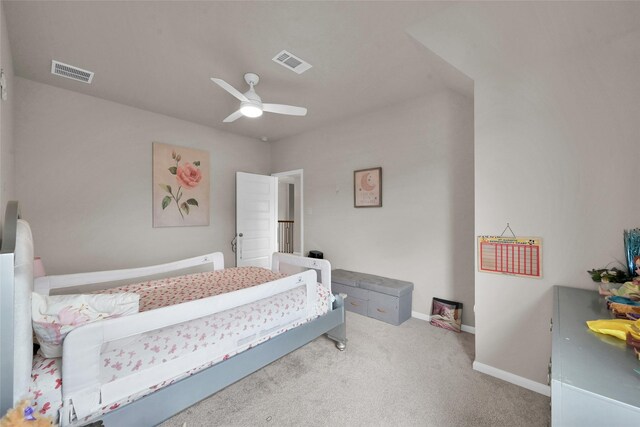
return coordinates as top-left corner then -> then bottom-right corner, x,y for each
478,236 -> 542,278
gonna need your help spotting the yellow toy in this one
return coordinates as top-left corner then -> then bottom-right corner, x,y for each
587,318 -> 640,341
0,400 -> 55,427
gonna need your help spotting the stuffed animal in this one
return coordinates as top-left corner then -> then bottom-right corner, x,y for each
633,256 -> 640,285
0,400 -> 55,427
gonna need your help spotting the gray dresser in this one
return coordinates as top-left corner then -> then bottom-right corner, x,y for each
551,286 -> 640,426
331,269 -> 413,325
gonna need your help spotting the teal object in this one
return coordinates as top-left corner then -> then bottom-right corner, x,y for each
608,295 -> 640,306
624,228 -> 640,277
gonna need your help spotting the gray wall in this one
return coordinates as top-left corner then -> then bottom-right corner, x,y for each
271,90 -> 475,325
0,2 -> 15,219
409,2 -> 640,387
14,77 -> 271,274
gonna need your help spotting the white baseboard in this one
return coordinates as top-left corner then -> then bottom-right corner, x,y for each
473,361 -> 551,397
461,324 -> 475,334
411,310 -> 430,322
412,311 -> 475,334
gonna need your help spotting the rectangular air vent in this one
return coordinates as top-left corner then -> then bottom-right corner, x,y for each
272,50 -> 312,74
51,60 -> 94,83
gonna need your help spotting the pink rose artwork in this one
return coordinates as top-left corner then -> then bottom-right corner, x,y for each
159,149 -> 201,219
176,163 -> 202,189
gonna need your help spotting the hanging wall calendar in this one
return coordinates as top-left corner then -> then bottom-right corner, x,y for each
478,225 -> 542,278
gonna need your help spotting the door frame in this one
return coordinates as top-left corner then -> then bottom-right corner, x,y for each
272,169 -> 303,257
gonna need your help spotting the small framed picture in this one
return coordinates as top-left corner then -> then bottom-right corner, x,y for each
354,167 -> 382,208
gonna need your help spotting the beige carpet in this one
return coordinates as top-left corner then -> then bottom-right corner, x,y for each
161,312 -> 550,426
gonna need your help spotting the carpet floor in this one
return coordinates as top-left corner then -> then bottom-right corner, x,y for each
161,312 -> 550,426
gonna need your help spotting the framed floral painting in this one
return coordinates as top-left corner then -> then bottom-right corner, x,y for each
153,142 -> 210,227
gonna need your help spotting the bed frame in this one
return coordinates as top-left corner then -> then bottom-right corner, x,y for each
0,201 -> 347,425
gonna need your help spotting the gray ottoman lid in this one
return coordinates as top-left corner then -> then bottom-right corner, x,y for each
332,269 -> 414,297
331,269 -> 362,287
357,274 -> 413,297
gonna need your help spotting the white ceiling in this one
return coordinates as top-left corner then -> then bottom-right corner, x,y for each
3,1 -> 472,142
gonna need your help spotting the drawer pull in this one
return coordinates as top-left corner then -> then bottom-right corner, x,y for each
350,301 -> 359,307
377,308 -> 386,313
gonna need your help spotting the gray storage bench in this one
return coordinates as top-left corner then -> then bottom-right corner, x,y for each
331,269 -> 413,325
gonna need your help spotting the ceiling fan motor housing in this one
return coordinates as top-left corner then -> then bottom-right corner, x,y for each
243,88 -> 262,104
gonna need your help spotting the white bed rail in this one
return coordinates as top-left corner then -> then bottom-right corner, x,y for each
34,252 -> 224,295
271,252 -> 331,292
60,269 -> 319,422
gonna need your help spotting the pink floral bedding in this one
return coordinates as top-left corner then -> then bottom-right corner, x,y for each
95,267 -> 287,312
28,267 -> 330,424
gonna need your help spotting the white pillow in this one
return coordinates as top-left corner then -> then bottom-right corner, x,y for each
32,292 -> 140,358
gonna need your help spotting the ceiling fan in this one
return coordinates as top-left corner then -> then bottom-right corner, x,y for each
210,73 -> 307,123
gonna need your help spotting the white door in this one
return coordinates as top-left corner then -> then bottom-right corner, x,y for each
236,172 -> 278,268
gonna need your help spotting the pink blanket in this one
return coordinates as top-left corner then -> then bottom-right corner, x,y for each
94,266 -> 286,311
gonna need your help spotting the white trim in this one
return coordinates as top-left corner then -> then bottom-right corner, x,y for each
411,311 -> 475,334
272,169 -> 304,256
461,324 -> 475,334
472,361 -> 551,397
411,310 -> 430,321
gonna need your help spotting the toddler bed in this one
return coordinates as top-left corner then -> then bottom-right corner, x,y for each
0,201 -> 347,426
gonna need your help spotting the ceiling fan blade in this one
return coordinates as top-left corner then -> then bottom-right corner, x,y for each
210,78 -> 248,102
263,103 -> 307,116
223,109 -> 244,123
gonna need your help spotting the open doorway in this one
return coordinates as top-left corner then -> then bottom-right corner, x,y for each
272,169 -> 303,256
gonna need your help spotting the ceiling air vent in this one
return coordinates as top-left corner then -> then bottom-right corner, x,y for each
272,50 -> 312,74
51,60 -> 94,84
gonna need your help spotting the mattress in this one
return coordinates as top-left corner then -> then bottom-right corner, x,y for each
28,267 -> 330,424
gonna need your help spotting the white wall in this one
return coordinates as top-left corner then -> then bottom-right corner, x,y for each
14,77 -> 270,274
409,2 -> 640,387
0,2 -> 15,218
271,90 -> 475,325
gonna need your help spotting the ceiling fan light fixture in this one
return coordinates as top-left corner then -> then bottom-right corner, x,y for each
240,103 -> 263,118
211,73 -> 306,123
